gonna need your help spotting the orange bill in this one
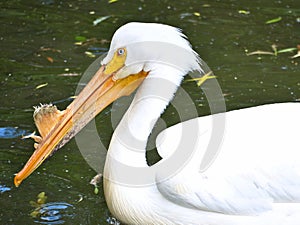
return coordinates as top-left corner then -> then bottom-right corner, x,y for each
14,65 -> 148,187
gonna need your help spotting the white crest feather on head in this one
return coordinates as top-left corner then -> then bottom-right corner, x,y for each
102,22 -> 202,76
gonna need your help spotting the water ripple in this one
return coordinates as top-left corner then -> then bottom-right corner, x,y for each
0,127 -> 29,139
33,202 -> 75,225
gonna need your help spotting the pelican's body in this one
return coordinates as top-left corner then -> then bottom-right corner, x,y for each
105,102 -> 300,225
15,23 -> 300,224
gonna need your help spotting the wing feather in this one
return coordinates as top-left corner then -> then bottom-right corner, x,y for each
156,103 -> 300,215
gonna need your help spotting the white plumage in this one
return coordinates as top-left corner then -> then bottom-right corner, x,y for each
102,23 -> 300,224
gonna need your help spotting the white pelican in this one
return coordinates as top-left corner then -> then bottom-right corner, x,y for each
15,22 -> 300,225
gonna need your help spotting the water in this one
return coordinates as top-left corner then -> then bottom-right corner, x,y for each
1,0 -> 299,224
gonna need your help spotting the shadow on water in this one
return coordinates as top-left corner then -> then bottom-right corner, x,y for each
0,0 -> 299,224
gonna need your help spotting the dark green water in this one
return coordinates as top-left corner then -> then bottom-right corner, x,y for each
1,0 -> 299,224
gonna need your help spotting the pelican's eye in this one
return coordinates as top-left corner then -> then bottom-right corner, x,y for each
103,47 -> 127,75
117,48 -> 125,56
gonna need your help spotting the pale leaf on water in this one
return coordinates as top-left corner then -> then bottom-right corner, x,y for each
246,51 -> 275,56
35,83 -> 48,89
265,16 -> 282,24
291,52 -> 300,59
185,71 -> 216,87
93,16 -> 111,26
238,10 -> 250,15
277,48 -> 297,54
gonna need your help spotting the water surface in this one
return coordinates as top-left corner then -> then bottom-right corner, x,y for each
1,0 -> 299,224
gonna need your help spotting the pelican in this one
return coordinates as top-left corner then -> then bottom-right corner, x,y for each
15,22 -> 300,225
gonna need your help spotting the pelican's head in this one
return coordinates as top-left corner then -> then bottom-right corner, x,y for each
14,22 -> 201,186
102,22 -> 201,80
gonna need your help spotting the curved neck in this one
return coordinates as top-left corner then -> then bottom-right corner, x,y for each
107,65 -> 184,167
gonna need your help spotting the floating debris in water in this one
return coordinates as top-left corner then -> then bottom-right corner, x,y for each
93,16 -> 111,26
30,192 -> 75,223
46,57 -> 54,63
85,51 -> 96,58
246,44 -> 297,57
30,192 -> 48,217
74,37 -> 109,47
35,192 -> 47,206
291,45 -> 300,59
265,16 -> 282,24
185,71 -> 216,87
193,12 -> 200,17
39,47 -> 61,53
35,83 -> 48,90
58,72 -> 81,77
238,10 -> 250,15
76,194 -> 84,203
90,173 -> 103,195
75,35 -> 87,42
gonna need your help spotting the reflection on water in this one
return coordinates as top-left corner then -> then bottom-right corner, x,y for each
106,216 -> 121,225
0,184 -> 11,193
0,127 -> 29,139
32,202 -> 75,225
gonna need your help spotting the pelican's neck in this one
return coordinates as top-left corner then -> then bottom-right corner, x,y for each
107,65 -> 184,167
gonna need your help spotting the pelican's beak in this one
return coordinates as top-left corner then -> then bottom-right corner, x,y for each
14,55 -> 148,187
